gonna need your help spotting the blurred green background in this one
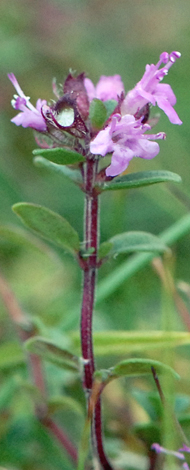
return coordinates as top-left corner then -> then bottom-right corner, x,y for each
0,1 -> 190,469
1,0 -> 190,327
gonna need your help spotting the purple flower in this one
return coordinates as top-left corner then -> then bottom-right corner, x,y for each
152,443 -> 185,460
180,446 -> 190,454
90,51 -> 182,177
8,73 -> 47,131
84,75 -> 125,102
90,113 -> 165,177
152,443 -> 190,470
121,51 -> 182,125
183,463 -> 190,470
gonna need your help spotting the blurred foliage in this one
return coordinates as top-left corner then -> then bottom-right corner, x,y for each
1,0 -> 190,469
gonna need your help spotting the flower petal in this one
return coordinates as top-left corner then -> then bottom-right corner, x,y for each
121,52 -> 182,124
84,78 -> 96,102
156,97 -> 182,124
85,75 -> 125,103
131,138 -> 160,159
8,74 -> 47,131
152,444 -> 185,460
106,146 -> 134,176
90,125 -> 114,156
95,75 -> 125,101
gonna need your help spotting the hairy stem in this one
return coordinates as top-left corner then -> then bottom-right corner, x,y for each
81,157 -> 113,470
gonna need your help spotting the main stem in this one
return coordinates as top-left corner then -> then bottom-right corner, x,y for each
80,157 -> 113,470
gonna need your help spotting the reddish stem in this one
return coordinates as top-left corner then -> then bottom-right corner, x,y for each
29,353 -> 46,396
81,157 -> 113,469
0,271 -> 78,464
44,417 -> 78,464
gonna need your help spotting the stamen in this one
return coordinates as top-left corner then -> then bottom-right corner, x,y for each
159,52 -> 169,64
11,98 -> 16,108
156,68 -> 168,80
170,51 -> 181,62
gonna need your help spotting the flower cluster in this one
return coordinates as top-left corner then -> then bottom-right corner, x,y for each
152,443 -> 190,470
8,51 -> 182,178
89,51 -> 182,176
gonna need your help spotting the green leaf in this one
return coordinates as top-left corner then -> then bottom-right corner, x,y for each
89,99 -> 107,129
98,241 -> 113,259
24,337 -> 79,371
12,203 -> 80,254
70,330 -> 190,356
32,147 -> 85,165
94,358 -> 179,386
0,377 -> 18,410
133,422 -> 160,447
99,170 -> 181,191
0,342 -> 24,369
34,156 -> 82,184
104,99 -> 118,119
0,224 -> 59,258
96,213 -> 190,305
99,231 -> 168,259
48,396 -> 84,416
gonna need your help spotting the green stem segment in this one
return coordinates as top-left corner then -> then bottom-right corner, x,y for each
80,157 -> 113,469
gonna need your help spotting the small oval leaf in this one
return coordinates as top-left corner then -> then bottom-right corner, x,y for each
12,203 -> 80,254
98,241 -> 113,259
100,231 -> 169,257
89,99 -> 107,129
25,337 -> 79,371
94,358 -> 179,388
99,170 -> 181,191
32,147 -> 85,165
109,358 -> 179,380
104,99 -> 118,119
34,156 -> 82,184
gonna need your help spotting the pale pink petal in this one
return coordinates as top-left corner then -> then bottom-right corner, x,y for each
156,97 -> 182,124
179,445 -> 190,454
156,83 -> 177,105
90,125 -> 114,156
121,51 -> 182,124
95,75 -> 125,101
85,75 -> 124,103
84,78 -> 96,102
8,73 -> 47,131
106,146 -> 134,176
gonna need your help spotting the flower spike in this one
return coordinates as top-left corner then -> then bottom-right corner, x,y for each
9,51 -> 182,178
